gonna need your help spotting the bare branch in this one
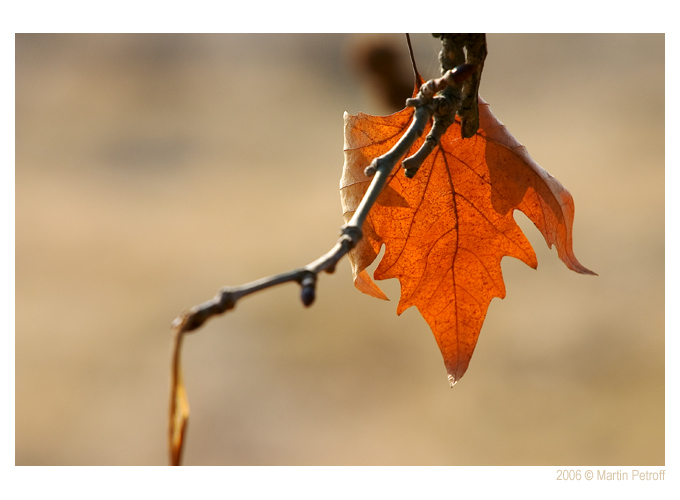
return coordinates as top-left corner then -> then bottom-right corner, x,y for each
168,33 -> 484,466
167,98 -> 441,466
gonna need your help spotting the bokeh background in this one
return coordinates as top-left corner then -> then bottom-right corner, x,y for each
16,34 -> 664,465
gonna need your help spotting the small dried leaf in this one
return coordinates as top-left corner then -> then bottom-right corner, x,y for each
171,369 -> 189,453
169,332 -> 190,466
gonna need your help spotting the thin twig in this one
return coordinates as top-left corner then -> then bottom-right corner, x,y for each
168,101 -> 437,466
168,34 -> 482,465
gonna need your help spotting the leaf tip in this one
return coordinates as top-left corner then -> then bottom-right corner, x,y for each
564,254 -> 598,276
354,269 -> 389,300
447,374 -> 458,388
575,262 -> 598,276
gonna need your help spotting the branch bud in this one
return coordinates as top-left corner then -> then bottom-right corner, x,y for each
364,159 -> 378,177
300,273 -> 317,307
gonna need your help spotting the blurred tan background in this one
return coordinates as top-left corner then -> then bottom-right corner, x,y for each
15,34 -> 664,465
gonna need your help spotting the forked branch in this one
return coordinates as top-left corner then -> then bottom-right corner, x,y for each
168,33 -> 486,466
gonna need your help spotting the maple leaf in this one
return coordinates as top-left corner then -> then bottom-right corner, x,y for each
340,95 -> 595,385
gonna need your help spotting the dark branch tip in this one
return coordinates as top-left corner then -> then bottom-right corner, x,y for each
402,156 -> 421,179
300,286 -> 315,307
404,167 -> 418,179
299,273 -> 317,307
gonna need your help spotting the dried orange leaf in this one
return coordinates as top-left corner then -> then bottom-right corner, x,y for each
340,96 -> 595,385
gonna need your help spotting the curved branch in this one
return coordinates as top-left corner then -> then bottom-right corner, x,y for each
168,34 -> 483,466
167,98 -> 438,466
